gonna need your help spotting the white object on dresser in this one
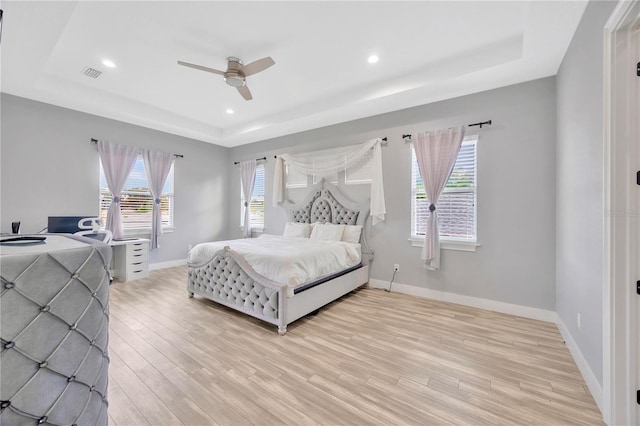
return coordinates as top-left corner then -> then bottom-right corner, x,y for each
111,238 -> 150,281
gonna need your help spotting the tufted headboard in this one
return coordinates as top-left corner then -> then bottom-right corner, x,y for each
284,179 -> 369,227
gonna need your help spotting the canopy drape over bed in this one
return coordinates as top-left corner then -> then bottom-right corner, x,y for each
273,138 -> 386,225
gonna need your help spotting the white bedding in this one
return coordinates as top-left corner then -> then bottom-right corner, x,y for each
188,234 -> 361,297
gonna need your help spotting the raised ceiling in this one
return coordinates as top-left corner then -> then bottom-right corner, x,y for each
1,1 -> 587,147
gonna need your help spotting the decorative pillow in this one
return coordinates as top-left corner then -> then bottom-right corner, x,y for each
310,223 -> 345,241
341,225 -> 363,244
283,222 -> 312,238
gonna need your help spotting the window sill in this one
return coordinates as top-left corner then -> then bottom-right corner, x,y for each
120,226 -> 175,237
409,237 -> 480,252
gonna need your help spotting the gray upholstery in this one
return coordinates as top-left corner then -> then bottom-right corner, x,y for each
290,201 -> 312,223
311,198 -> 332,223
286,180 -> 368,227
188,253 -> 278,319
187,179 -> 371,334
291,187 -> 361,225
0,235 -> 111,426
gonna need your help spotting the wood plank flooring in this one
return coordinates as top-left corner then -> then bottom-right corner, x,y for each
107,266 -> 603,425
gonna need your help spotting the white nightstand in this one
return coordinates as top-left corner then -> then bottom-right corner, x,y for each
111,238 -> 150,281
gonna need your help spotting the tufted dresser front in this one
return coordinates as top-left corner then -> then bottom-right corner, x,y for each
0,234 -> 112,425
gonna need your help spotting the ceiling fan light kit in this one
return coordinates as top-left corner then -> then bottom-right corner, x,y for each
177,55 -> 275,101
223,57 -> 245,87
224,75 -> 245,87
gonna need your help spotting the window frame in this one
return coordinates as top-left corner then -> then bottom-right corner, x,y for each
344,151 -> 374,185
409,136 -> 480,251
285,164 -> 308,189
284,147 -> 376,188
240,163 -> 265,231
99,157 -> 175,236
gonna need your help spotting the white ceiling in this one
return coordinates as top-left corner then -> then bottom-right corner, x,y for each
1,1 -> 587,147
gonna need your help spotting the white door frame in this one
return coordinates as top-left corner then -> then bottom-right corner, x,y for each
603,1 -> 640,424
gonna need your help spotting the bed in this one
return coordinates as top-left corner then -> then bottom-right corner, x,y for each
187,179 -> 373,335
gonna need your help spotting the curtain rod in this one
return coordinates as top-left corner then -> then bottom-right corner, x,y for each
90,138 -> 184,158
402,120 -> 492,142
233,156 -> 267,165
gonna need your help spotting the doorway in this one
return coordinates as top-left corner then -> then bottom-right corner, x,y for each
635,19 -> 640,425
603,1 -> 640,425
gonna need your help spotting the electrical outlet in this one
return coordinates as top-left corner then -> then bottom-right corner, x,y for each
393,264 -> 400,272
577,313 -> 582,330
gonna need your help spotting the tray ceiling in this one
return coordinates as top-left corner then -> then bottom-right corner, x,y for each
0,1 -> 587,147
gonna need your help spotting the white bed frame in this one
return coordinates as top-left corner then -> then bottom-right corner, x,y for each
187,179 -> 373,335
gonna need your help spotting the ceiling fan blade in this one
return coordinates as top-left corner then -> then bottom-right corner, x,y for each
242,57 -> 275,77
237,85 -> 253,101
177,61 -> 225,76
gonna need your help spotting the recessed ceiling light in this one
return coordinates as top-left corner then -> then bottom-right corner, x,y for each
102,59 -> 116,68
226,108 -> 234,115
368,55 -> 379,64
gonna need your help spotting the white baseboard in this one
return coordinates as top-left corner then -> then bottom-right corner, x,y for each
368,279 -> 557,323
149,258 -> 187,271
555,317 -> 603,413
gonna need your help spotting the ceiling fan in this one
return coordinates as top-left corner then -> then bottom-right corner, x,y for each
177,56 -> 275,101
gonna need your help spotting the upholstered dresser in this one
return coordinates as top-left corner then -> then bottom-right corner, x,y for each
0,234 -> 111,425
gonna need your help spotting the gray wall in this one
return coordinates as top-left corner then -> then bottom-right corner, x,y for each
0,94 -> 230,264
230,77 -> 557,311
556,0 -> 616,386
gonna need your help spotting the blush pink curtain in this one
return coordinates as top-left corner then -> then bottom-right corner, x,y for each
414,126 -> 464,270
143,149 -> 173,249
97,141 -> 139,240
240,159 -> 257,238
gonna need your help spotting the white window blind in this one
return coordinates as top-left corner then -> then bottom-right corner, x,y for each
312,159 -> 339,184
411,139 -> 477,241
241,164 -> 265,228
286,164 -> 307,188
345,150 -> 373,184
100,157 -> 175,231
284,142 -> 375,187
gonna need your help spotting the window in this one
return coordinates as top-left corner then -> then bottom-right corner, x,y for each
100,157 -> 174,232
286,164 -> 307,189
312,159 -> 338,185
411,138 -> 477,244
283,143 -> 376,187
345,150 -> 373,185
311,154 -> 374,185
241,164 -> 265,229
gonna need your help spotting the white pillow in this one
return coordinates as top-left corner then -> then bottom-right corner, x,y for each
310,223 -> 345,241
341,225 -> 363,244
283,222 -> 311,238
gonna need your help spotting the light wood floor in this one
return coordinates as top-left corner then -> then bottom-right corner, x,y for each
107,266 -> 603,425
